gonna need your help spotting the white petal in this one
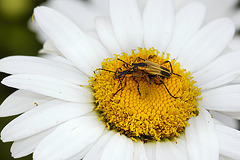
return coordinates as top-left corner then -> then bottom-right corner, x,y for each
2,74 -> 93,103
178,18 -> 235,72
166,2 -> 206,58
0,56 -> 89,85
210,111 -> 239,129
193,51 -> 240,89
173,136 -> 189,159
230,74 -> 240,84
33,116 -> 105,160
144,141 -> 156,160
84,130 -> 115,160
86,35 -> 112,58
133,141 -> 148,160
10,127 -> 55,158
156,140 -> 187,160
198,73 -> 240,90
42,0 -> 108,32
221,111 -> 240,120
228,35 -> 240,50
100,133 -> 134,160
39,39 -> 61,55
156,139 -> 187,160
136,0 -> 147,12
1,100 -> 94,142
39,53 -> 74,65
96,17 -> 122,55
200,85 -> 240,112
109,0 -> 143,51
219,154 -> 236,160
34,7 -> 108,75
0,90 -> 52,117
185,106 -> 219,160
68,143 -> 95,160
143,0 -> 174,51
215,124 -> 240,159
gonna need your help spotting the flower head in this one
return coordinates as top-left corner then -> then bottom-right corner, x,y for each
0,0 -> 240,160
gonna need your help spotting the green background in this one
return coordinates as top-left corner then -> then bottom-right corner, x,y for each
0,0 -> 45,159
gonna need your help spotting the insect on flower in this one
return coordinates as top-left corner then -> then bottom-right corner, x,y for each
97,55 -> 180,98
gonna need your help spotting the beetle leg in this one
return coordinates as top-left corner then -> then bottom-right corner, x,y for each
160,61 -> 181,77
159,79 -> 178,99
117,58 -> 130,67
153,77 -> 178,99
146,74 -> 151,84
113,81 -> 126,96
133,77 -> 141,95
147,55 -> 156,60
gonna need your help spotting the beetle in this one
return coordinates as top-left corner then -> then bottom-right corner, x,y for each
117,56 -> 180,98
96,55 -> 180,98
96,66 -> 144,96
130,55 -> 180,79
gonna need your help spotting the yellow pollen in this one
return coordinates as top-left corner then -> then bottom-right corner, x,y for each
89,47 -> 201,142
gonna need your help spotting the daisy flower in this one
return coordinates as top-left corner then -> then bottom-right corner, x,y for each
1,0 -> 240,160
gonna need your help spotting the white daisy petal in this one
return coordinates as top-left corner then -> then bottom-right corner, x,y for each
39,39 -> 61,55
1,100 -> 94,142
173,136 -> 189,159
42,0 -> 109,33
230,73 -> 240,84
221,111 -> 240,120
178,18 -> 235,72
200,85 -> 240,112
193,51 -> 240,89
33,116 -> 105,160
68,143 -> 95,160
228,35 -> 240,50
39,53 -> 74,65
210,111 -> 239,129
143,0 -> 174,51
109,0 -> 143,51
215,124 -> 240,159
100,133 -> 134,160
133,141 -> 148,160
86,35 -> 112,58
156,139 -> 187,160
0,90 -> 52,117
84,130 -> 115,160
166,2 -> 206,58
34,6 -> 108,75
144,141 -> 156,160
219,154 -> 236,160
198,73 -> 240,90
2,74 -> 93,103
96,17 -> 122,55
0,56 -> 89,85
185,106 -> 219,160
10,127 -> 55,158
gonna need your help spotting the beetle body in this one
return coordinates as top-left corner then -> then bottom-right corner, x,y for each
97,56 -> 180,98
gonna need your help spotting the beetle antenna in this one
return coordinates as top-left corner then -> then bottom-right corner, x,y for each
95,68 -> 115,73
117,58 -> 130,67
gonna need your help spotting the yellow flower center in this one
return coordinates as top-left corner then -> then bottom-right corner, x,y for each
89,47 -> 201,142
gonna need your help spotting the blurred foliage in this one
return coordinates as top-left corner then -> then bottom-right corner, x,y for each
0,0 -> 45,159
236,0 -> 240,34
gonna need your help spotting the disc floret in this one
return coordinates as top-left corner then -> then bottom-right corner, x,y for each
89,47 -> 201,142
